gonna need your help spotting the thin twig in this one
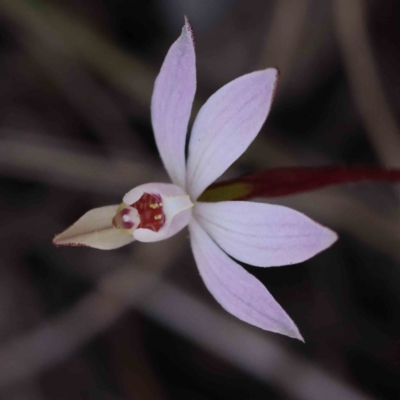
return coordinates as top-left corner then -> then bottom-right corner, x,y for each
333,0 -> 400,167
139,279 -> 377,400
0,290 -> 129,386
0,0 -> 155,107
0,132 -> 166,195
257,0 -> 311,80
0,267 -> 378,400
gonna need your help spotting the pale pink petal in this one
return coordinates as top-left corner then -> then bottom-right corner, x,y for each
151,17 -> 196,188
195,201 -> 337,267
189,219 -> 303,340
53,205 -> 134,250
186,69 -> 278,199
123,183 -> 192,243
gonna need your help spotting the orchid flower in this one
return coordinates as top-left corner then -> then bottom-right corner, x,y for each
54,19 -> 337,340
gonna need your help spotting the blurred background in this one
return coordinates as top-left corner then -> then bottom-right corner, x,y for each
0,0 -> 400,399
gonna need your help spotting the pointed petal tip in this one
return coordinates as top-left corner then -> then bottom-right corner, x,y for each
268,66 -> 279,77
52,233 -> 60,246
258,67 -> 279,80
52,205 -> 135,250
195,202 -> 338,267
151,16 -> 196,187
296,223 -> 337,263
263,317 -> 304,341
290,328 -> 305,342
190,219 -> 306,341
264,67 -> 279,101
266,313 -> 304,342
183,15 -> 195,45
321,225 -> 339,250
272,316 -> 304,341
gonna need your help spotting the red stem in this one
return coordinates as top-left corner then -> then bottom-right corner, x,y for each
208,166 -> 400,200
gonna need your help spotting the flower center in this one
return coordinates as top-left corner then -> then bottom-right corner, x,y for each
112,193 -> 166,233
132,192 -> 166,232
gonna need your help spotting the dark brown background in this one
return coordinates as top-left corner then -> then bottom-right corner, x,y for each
1,0 -> 400,399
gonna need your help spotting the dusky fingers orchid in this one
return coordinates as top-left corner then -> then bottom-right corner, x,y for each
54,18 -> 337,341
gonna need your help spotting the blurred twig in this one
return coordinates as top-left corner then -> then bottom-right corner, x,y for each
140,278 -> 377,400
333,0 -> 400,167
0,265 -> 377,400
0,226 -> 187,389
26,40 -> 148,155
1,0 -> 155,157
0,132 -> 166,195
0,290 -> 129,387
0,0 -> 155,107
257,0 -> 311,79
